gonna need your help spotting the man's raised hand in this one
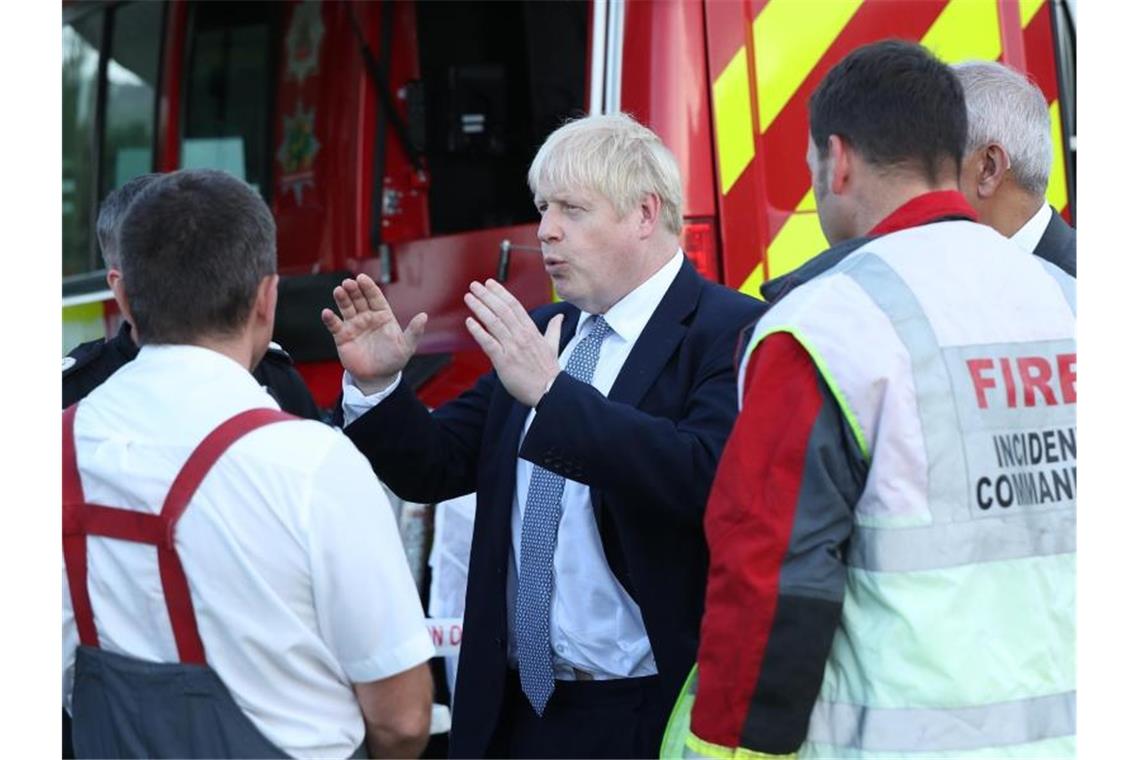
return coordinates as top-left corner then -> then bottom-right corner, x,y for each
321,274 -> 427,395
463,279 -> 562,407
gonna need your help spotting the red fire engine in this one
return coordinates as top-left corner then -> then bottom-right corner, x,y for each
63,0 -> 1075,410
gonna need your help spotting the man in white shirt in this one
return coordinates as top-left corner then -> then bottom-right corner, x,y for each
62,169 -> 434,759
320,114 -> 765,757
954,60 -> 1076,276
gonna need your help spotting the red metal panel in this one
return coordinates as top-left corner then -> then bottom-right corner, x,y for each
704,0 -> 770,289
996,0 -> 1027,71
156,0 -> 187,172
352,222 -> 549,355
271,0 -> 338,273
1023,4 -> 1061,103
292,359 -> 347,410
373,0 -> 431,248
706,0 -> 752,76
418,350 -> 493,410
757,0 -> 947,215
270,1 -> 423,276
721,162 -> 784,291
622,0 -> 718,220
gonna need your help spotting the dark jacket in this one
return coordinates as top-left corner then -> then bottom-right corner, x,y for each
344,260 -> 766,757
1033,207 -> 1076,277
62,323 -> 322,420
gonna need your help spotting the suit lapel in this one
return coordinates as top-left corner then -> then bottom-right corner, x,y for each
589,262 -> 700,589
607,260 -> 700,408
557,303 -> 580,352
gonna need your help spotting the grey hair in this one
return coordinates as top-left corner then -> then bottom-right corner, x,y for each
952,60 -> 1052,197
528,113 -> 684,235
96,173 -> 163,269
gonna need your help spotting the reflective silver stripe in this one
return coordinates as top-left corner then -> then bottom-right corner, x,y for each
603,0 -> 625,114
63,288 -> 113,308
844,254 -> 968,524
588,0 -> 606,115
1038,258 -> 1076,315
841,253 -> 1075,571
806,691 -> 1075,752
848,508 -> 1075,572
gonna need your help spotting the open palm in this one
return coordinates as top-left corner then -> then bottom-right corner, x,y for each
320,274 -> 427,394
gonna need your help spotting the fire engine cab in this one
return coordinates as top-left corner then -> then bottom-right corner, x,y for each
62,0 -> 1076,411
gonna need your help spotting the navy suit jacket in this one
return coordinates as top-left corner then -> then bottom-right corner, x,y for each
1034,208 -> 1076,277
345,260 -> 765,756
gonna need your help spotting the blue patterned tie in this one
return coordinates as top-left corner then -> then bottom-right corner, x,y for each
515,315 -> 612,715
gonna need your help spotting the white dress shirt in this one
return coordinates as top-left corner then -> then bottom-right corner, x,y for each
64,345 -> 434,759
511,250 -> 683,679
1010,201 -> 1052,253
343,251 -> 685,680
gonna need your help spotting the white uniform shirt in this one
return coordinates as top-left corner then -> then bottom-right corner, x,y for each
63,345 -> 434,759
1009,201 -> 1052,253
343,251 -> 684,680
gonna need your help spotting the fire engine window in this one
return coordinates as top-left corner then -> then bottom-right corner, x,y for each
414,0 -> 587,235
62,11 -> 103,277
182,2 -> 279,199
101,1 -> 163,198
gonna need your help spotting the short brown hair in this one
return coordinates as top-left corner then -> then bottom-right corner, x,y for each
119,169 -> 276,344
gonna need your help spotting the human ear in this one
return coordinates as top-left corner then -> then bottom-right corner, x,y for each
254,274 -> 279,324
977,143 -> 1011,200
828,134 -> 850,195
108,271 -> 135,332
637,192 -> 661,238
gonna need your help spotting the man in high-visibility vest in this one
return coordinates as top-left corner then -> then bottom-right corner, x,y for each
665,40 -> 1075,759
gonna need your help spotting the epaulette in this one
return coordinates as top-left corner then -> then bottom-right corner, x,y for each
62,338 -> 109,378
263,340 -> 295,365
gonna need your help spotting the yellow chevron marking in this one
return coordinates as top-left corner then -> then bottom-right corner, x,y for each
920,0 -> 1002,63
1020,0 -> 1046,28
713,47 -> 756,196
739,189 -> 828,299
753,0 -> 863,134
62,301 -> 106,354
1046,100 -> 1069,213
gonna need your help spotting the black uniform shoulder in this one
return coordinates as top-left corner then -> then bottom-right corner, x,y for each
62,338 -> 131,408
62,338 -> 110,379
260,341 -> 296,367
253,341 -> 323,421
62,323 -> 140,408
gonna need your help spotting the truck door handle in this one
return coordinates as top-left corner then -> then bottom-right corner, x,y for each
379,243 -> 394,284
497,240 -> 541,282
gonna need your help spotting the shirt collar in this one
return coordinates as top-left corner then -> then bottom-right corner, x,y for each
868,190 -> 978,236
576,249 -> 684,343
133,343 -> 274,401
1009,201 -> 1052,253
